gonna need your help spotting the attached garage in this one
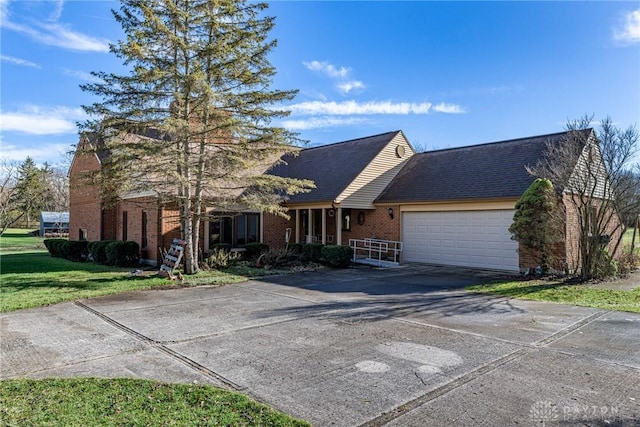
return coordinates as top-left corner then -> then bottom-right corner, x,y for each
401,210 -> 518,272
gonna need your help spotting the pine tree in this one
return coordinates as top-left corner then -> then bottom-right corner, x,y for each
81,0 -> 311,274
13,157 -> 47,229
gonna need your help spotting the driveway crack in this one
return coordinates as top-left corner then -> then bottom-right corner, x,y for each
73,301 -> 243,392
358,348 -> 528,427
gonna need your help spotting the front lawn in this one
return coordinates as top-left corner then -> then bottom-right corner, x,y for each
0,228 -> 45,252
0,378 -> 309,426
623,227 -> 638,249
467,280 -> 640,313
0,251 -> 258,313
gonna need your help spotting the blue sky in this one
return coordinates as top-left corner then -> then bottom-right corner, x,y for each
1,1 -> 639,167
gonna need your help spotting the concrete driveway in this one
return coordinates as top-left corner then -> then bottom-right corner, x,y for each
1,265 -> 639,426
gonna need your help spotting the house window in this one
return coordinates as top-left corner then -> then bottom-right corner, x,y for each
342,209 -> 351,231
141,211 -> 148,249
209,213 -> 260,247
79,228 -> 87,241
122,211 -> 128,241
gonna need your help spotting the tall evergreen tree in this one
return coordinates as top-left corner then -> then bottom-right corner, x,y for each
13,157 -> 47,228
80,0 -> 311,273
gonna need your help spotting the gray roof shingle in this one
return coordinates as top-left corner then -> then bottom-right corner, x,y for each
269,131 -> 402,203
376,131 -> 577,203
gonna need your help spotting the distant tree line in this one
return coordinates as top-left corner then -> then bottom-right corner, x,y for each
0,157 -> 69,235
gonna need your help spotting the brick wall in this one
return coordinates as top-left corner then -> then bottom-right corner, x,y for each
68,140 -> 102,242
563,193 -> 625,274
346,206 -> 401,242
263,205 -> 401,249
563,194 -> 581,272
263,212 -> 295,248
112,197 -> 159,264
518,241 -> 567,273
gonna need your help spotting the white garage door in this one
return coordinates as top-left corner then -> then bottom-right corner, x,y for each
402,210 -> 518,272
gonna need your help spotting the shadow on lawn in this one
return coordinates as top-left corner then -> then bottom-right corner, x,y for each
471,281 -> 568,298
1,275 -> 159,293
0,252 -> 132,275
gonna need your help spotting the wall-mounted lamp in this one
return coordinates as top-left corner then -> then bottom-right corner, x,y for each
387,207 -> 394,220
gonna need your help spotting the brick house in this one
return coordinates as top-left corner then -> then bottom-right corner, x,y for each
69,129 -> 621,272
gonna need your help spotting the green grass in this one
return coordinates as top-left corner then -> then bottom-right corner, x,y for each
0,228 -> 291,312
0,378 -> 310,426
623,227 -> 638,249
468,280 -> 640,313
0,228 -> 45,252
0,251 -> 265,312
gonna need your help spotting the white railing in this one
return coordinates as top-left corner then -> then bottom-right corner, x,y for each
349,238 -> 403,266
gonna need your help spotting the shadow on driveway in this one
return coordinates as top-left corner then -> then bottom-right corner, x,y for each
252,265 -> 525,322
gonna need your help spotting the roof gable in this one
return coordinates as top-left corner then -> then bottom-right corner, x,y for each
269,131 -> 404,204
337,132 -> 415,208
376,131 -> 577,203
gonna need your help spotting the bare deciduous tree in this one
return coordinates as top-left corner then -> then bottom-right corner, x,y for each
0,159 -> 22,235
530,115 -> 639,279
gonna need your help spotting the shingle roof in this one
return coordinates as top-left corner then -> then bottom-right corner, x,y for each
269,131 -> 402,203
376,131 -> 577,203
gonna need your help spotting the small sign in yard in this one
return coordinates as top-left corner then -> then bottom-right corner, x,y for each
159,238 -> 186,279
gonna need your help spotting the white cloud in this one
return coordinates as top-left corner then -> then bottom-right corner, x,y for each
0,0 -> 110,52
1,54 -> 39,68
614,9 -> 640,44
303,60 -> 366,95
32,22 -> 109,52
432,103 -> 466,114
61,68 -> 101,83
0,105 -> 86,135
288,100 -> 466,115
337,80 -> 365,94
282,116 -> 368,130
303,60 -> 350,79
0,140 -> 71,164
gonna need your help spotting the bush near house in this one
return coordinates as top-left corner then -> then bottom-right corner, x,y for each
243,242 -> 269,260
44,239 -> 89,261
61,240 -> 89,262
43,238 -> 67,257
87,240 -> 117,264
105,241 -> 140,267
46,239 -> 140,267
301,243 -> 323,262
321,245 -> 352,268
288,243 -> 303,254
210,243 -> 231,252
203,248 -> 241,270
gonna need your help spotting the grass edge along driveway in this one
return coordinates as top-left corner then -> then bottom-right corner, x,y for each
0,250 -> 269,313
0,378 -> 310,427
467,279 -> 640,313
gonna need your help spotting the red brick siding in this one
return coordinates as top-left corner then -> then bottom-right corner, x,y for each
518,242 -> 568,273
263,212 -> 295,248
347,206 -> 401,242
101,208 -> 117,240
563,193 -> 624,273
263,206 -> 401,249
68,140 -> 102,241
